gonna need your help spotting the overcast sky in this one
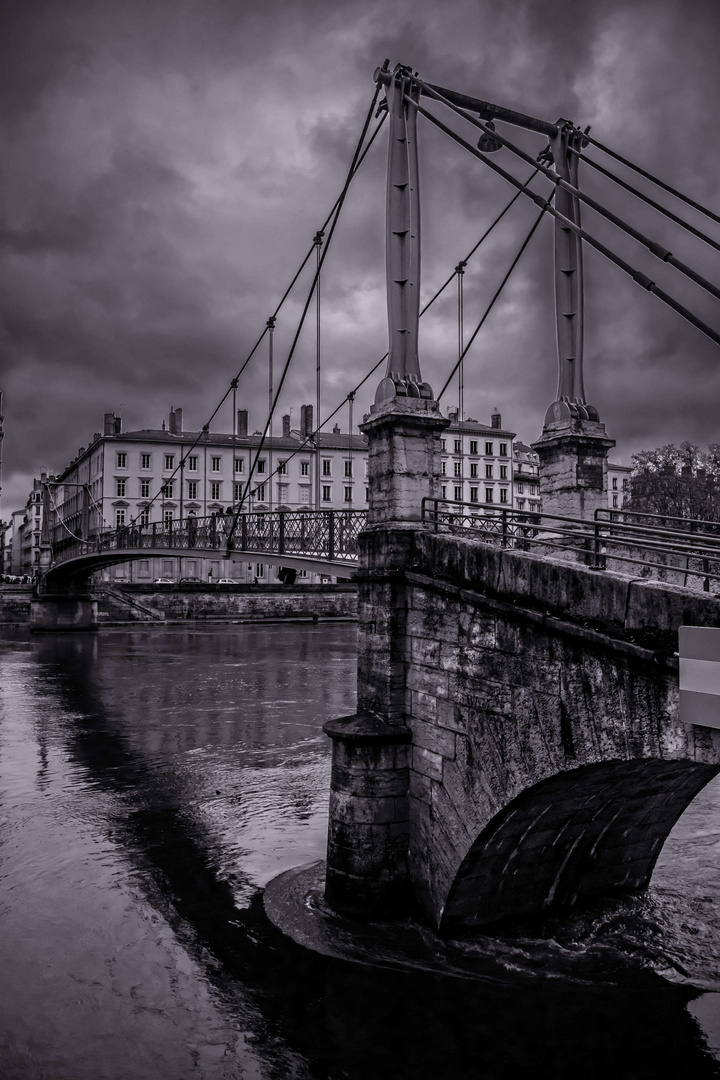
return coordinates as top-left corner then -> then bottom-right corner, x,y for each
2,0 -> 720,512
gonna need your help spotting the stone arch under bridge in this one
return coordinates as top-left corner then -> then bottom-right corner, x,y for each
324,524 -> 720,931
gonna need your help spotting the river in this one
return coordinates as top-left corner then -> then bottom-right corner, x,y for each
0,623 -> 719,1079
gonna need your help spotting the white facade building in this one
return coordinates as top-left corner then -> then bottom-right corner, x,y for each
51,407 -> 367,584
607,462 -> 632,511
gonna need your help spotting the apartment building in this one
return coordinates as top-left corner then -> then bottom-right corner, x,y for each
607,462 -> 632,510
51,406 -> 367,584
437,409 -> 540,512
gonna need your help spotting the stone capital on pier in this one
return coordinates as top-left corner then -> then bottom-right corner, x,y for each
532,417 -> 616,521
360,396 -> 450,527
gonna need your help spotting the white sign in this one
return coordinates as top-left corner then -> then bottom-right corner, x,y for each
679,625 -> 720,729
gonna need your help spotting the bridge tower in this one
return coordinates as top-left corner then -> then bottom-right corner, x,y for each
323,64 -> 450,918
532,122 -> 615,519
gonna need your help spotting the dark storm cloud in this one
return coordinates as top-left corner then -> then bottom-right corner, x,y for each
2,0 -> 720,508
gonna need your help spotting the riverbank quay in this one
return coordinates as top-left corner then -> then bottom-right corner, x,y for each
0,582 -> 357,628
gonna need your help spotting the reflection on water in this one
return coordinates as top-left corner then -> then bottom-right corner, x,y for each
0,624 -> 719,1079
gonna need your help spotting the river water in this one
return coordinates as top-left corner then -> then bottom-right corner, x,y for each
1,623 -> 719,1079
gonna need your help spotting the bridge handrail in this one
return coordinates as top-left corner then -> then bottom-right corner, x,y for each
50,509 -> 369,570
421,497 -> 720,591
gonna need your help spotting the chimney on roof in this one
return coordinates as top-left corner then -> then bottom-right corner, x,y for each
113,416 -> 122,435
78,448 -> 85,457
168,407 -> 183,435
448,407 -> 458,422
333,424 -> 340,434
491,409 -> 501,429
282,414 -> 290,437
103,412 -> 115,436
300,404 -> 313,439
237,409 -> 248,438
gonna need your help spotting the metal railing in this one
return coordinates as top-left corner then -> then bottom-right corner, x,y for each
51,509 -> 368,568
421,498 -> 720,591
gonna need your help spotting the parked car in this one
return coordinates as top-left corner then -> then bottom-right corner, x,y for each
179,576 -> 203,583
153,577 -> 174,585
216,578 -> 238,585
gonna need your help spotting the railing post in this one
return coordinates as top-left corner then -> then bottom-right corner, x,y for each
328,511 -> 335,561
152,522 -> 157,546
241,515 -> 248,551
279,513 -> 285,555
501,509 -> 508,547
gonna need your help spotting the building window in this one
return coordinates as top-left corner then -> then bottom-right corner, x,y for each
257,460 -> 266,475
470,463 -> 478,478
278,483 -> 289,503
517,499 -> 525,510
188,481 -> 198,500
188,456 -> 198,472
211,482 -> 221,500
255,563 -> 265,578
470,487 -> 478,502
117,452 -> 127,468
299,486 -> 310,503
517,483 -> 524,494
441,485 -> 447,499
35,505 -> 41,516
344,460 -> 353,477
164,455 -> 174,471
441,439 -> 446,451
612,494 -> 618,507
623,478 -> 629,491
485,442 -> 493,455
500,488 -> 508,504
141,453 -> 151,470
344,486 -> 353,502
211,456 -> 221,472
485,464 -> 493,479
322,459 -> 331,476
612,477 -> 618,490
470,440 -> 478,455
115,509 -> 126,527
234,458 -> 244,473
300,461 -> 310,476
454,439 -> 461,453
277,460 -> 287,475
233,482 -> 243,501
140,509 -> 150,526
441,462 -> 446,476
164,510 -> 173,525
453,462 -> 461,477
162,483 -> 173,498
116,478 -> 126,497
322,485 -> 331,502
140,479 -> 150,498
499,443 -> 508,456
500,465 -> 508,480
454,485 -> 462,501
365,487 -> 369,502
255,484 -> 266,502
485,488 -> 493,503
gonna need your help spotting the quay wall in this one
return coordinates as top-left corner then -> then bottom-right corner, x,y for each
2,583 -> 357,626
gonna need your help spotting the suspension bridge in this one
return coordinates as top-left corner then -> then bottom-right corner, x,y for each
36,60 -> 720,929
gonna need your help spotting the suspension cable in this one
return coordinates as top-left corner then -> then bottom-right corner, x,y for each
414,78 -> 720,305
226,80 -> 384,547
438,207 -> 549,400
127,109 -> 386,528
568,146 -> 720,256
410,95 -> 720,350
583,132 -> 720,230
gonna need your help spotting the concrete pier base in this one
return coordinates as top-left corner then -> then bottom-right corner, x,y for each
323,712 -> 412,919
30,594 -> 99,632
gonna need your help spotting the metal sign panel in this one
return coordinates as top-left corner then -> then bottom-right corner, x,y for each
679,625 -> 720,729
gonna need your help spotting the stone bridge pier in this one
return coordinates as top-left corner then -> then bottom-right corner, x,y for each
323,398 -> 720,930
